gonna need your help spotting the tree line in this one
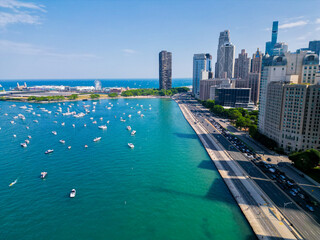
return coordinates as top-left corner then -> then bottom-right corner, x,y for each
121,87 -> 189,97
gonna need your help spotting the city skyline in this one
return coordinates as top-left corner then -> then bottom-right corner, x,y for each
0,0 -> 320,79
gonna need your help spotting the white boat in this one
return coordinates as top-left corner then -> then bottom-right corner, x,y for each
70,189 -> 76,198
131,130 -> 136,136
26,126 -> 29,129
28,135 -> 32,139
13,134 -> 16,138
25,139 -> 30,144
52,131 -> 57,135
128,115 -> 132,118
137,111 -> 141,114
20,105 -> 27,109
90,117 -> 94,120
72,124 -> 75,128
40,172 -> 47,179
21,142 -> 27,148
141,114 -> 144,118
33,120 -> 38,123
84,124 -> 87,127
10,120 -> 15,124
61,122 -> 65,126
92,121 -> 97,124
13,116 -> 18,119
120,118 -> 126,122
107,121 -> 110,124
45,149 -> 54,154
59,140 -> 65,144
98,125 -> 107,130
93,137 -> 101,142
9,179 -> 18,187
100,117 -> 103,121
68,146 -> 71,149
127,126 -> 132,131
128,143 -> 134,148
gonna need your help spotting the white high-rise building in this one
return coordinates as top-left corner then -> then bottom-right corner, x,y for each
192,53 -> 212,98
94,80 -> 102,91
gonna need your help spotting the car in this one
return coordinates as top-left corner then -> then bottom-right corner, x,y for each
287,180 -> 294,187
306,205 -> 314,212
269,168 -> 276,173
290,190 -> 297,197
298,193 -> 305,199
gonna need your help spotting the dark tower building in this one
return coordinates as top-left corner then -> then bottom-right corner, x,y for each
159,50 -> 172,90
309,40 -> 320,56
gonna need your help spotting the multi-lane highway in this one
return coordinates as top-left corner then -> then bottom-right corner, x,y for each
177,93 -> 320,240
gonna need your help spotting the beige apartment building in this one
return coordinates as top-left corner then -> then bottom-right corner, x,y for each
264,82 -> 320,152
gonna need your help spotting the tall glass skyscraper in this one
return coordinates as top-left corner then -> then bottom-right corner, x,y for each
265,21 -> 278,55
192,53 -> 212,98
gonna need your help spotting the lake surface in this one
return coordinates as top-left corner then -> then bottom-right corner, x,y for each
0,98 -> 255,240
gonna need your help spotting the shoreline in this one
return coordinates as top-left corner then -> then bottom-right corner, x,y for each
173,96 -> 298,240
0,95 -> 172,104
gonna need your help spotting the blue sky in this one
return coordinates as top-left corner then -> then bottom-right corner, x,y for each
0,0 -> 320,79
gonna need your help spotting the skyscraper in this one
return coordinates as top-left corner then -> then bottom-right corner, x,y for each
215,30 -> 235,79
192,53 -> 212,98
234,49 -> 251,80
159,50 -> 172,90
265,21 -> 278,55
248,48 -> 263,104
309,40 -> 320,56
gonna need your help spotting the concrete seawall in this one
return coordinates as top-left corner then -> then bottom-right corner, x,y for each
175,99 -> 298,240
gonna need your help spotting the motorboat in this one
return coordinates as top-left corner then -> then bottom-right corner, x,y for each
45,149 -> 54,154
20,105 -> 27,109
92,121 -> 97,124
84,145 -> 88,148
107,121 -> 110,124
25,139 -> 30,144
21,142 -> 27,148
13,134 -> 16,138
40,172 -> 47,179
72,124 -> 75,128
128,143 -> 134,148
68,146 -> 71,149
84,124 -> 87,127
33,120 -> 38,123
131,130 -> 136,136
9,179 -> 17,187
70,189 -> 76,198
100,117 -> 103,121
61,122 -> 65,126
128,115 -> 132,118
28,135 -> 32,139
98,125 -> 107,130
59,140 -> 65,144
10,120 -> 15,124
26,126 -> 29,129
127,126 -> 132,131
52,131 -> 57,135
93,137 -> 101,142
141,114 -> 144,118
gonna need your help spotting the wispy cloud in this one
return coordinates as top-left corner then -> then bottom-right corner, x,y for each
0,0 -> 45,27
316,18 -> 320,24
0,0 -> 45,12
122,48 -> 137,54
279,20 -> 308,29
0,11 -> 39,26
0,40 -> 98,59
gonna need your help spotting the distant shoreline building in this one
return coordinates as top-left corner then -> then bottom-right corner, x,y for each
159,50 -> 172,90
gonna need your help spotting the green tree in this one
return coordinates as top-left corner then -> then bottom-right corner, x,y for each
289,149 -> 320,171
90,94 -> 100,99
68,94 -> 78,100
213,105 -> 224,115
108,92 -> 118,97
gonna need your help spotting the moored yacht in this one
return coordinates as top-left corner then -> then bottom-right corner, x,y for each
127,126 -> 131,131
93,137 -> 101,142
131,130 -> 136,136
21,142 -> 27,148
59,140 -> 65,144
98,125 -> 107,130
40,172 -> 47,179
52,131 -> 57,135
128,143 -> 134,148
25,139 -> 30,144
70,189 -> 76,198
45,149 -> 54,154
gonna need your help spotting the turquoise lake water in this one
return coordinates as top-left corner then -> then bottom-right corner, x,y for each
0,98 -> 255,240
